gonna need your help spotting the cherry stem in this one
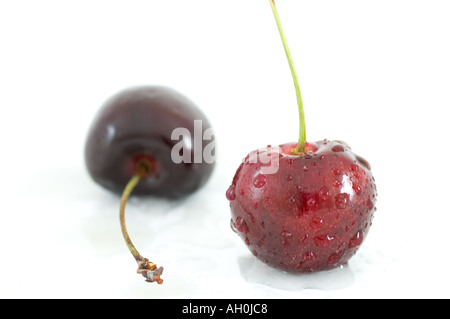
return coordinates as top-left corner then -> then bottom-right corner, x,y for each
119,166 -> 164,284
270,0 -> 306,154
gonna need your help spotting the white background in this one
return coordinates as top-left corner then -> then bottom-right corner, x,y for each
1,0 -> 449,298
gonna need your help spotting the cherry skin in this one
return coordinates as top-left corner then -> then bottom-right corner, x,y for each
227,140 -> 377,272
85,85 -> 215,199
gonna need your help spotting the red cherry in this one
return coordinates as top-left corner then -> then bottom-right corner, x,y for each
227,140 -> 377,272
226,1 -> 377,273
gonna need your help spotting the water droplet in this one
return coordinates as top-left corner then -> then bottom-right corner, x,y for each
319,185 -> 329,200
310,217 -> 323,229
257,236 -> 265,247
303,251 -> 316,262
351,163 -> 359,172
332,167 -> 341,175
333,180 -> 342,187
281,228 -> 292,247
352,183 -> 362,195
319,155 -> 326,160
335,193 -> 350,209
331,145 -> 344,153
302,165 -> 309,171
367,198 -> 374,210
349,230 -> 364,248
287,158 -> 294,165
355,155 -> 371,170
253,174 -> 267,188
235,216 -> 249,234
331,145 -> 345,152
314,234 -> 335,247
230,219 -> 237,233
328,250 -> 345,265
286,174 -> 293,181
288,196 -> 296,205
226,185 -> 236,201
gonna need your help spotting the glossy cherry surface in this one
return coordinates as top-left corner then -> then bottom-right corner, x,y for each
85,86 -> 215,198
227,140 -> 377,272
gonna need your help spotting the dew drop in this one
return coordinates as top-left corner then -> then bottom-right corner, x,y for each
310,217 -> 323,229
355,155 -> 371,170
226,185 -> 236,201
235,216 -> 249,234
332,168 -> 341,175
286,174 -> 293,181
328,250 -> 345,265
303,251 -> 316,262
281,228 -> 292,247
319,185 -> 329,200
349,230 -> 364,248
352,183 -> 362,195
367,198 -> 374,210
253,174 -> 267,188
335,193 -> 350,209
230,219 -> 237,233
314,234 -> 335,247
302,165 -> 309,172
333,180 -> 342,187
331,145 -> 345,152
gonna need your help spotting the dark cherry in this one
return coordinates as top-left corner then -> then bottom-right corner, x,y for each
85,85 -> 215,199
85,85 -> 215,284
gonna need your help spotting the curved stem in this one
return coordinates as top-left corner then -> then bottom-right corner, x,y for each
119,172 -> 164,284
120,175 -> 142,260
270,0 -> 306,154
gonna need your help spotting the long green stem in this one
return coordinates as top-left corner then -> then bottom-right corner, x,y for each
119,172 -> 164,284
270,0 -> 306,154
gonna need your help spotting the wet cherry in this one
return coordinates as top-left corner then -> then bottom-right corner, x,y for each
226,1 -> 377,273
228,140 -> 377,272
